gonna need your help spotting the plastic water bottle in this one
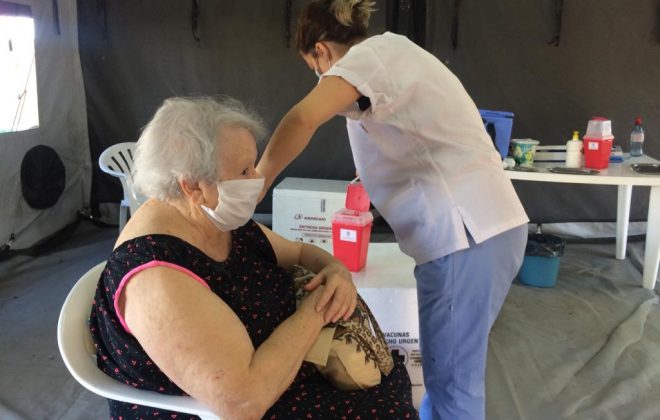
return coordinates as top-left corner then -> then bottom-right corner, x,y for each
630,117 -> 644,157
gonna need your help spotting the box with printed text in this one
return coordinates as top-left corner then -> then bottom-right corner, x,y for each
272,177 -> 349,252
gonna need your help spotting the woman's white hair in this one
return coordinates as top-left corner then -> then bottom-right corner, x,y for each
133,96 -> 266,201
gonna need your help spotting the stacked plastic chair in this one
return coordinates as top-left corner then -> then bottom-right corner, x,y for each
98,142 -> 145,231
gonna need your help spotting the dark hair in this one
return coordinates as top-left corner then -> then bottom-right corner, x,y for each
295,0 -> 375,55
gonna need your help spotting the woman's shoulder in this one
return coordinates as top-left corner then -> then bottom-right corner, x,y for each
335,32 -> 417,78
358,32 -> 413,51
110,200 -> 208,262
110,233 -> 200,268
112,199 -> 276,265
113,199 -> 178,246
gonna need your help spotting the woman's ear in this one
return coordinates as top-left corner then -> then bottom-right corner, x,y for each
179,178 -> 206,205
314,41 -> 330,58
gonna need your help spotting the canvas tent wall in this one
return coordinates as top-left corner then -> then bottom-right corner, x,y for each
0,0 -> 90,252
79,0 -> 658,230
2,1 -> 658,252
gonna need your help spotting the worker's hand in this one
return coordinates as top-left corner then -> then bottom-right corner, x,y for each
304,262 -> 357,323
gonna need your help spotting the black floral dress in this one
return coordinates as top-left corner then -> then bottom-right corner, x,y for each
89,220 -> 418,419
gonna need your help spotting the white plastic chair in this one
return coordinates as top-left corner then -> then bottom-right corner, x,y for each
57,262 -> 219,419
98,142 -> 146,231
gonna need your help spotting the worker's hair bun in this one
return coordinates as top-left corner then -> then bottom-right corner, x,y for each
331,0 -> 375,28
295,0 -> 374,54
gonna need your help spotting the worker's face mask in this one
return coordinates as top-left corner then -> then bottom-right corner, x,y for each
314,55 -> 324,79
313,46 -> 333,79
201,177 -> 264,231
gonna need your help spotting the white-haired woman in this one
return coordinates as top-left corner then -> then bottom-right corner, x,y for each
256,1 -> 529,419
89,96 -> 418,419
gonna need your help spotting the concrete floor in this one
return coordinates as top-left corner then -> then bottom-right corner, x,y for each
1,221 -> 658,420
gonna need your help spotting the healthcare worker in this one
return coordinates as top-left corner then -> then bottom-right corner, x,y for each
256,1 -> 529,418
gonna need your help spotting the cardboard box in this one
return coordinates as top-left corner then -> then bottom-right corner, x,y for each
353,243 -> 424,409
272,177 -> 349,252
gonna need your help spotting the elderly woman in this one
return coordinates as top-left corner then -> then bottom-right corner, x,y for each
89,96 -> 418,419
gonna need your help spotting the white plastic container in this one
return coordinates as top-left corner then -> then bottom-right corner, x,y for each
586,117 -> 612,138
565,131 -> 583,168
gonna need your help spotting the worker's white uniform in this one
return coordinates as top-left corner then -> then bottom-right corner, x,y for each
323,32 -> 529,420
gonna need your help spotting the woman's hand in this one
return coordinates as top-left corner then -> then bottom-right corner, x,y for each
303,263 -> 357,323
297,284 -> 330,327
254,223 -> 358,323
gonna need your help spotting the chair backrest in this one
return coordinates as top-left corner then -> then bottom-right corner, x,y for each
57,262 -> 219,419
99,142 -> 145,215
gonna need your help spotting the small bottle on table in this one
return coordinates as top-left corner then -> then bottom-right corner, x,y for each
629,117 -> 644,157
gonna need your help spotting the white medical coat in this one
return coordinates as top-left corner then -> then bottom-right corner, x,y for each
323,32 -> 529,265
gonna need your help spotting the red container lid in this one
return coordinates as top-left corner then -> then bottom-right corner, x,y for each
345,182 -> 370,212
332,208 -> 374,226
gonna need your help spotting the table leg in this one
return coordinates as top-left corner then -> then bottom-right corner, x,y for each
616,185 -> 632,260
642,186 -> 660,290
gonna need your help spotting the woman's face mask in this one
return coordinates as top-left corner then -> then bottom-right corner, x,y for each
313,54 -> 325,79
201,177 -> 264,232
306,44 -> 333,79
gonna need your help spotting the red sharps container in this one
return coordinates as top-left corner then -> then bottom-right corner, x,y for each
583,117 -> 614,169
331,181 -> 373,272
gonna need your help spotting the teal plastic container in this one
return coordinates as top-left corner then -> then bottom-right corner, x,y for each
518,255 -> 561,287
518,233 -> 565,288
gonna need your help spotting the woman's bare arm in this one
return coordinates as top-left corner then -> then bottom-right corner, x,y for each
120,266 -> 327,420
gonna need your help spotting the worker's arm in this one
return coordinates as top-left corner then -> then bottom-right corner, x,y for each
256,75 -> 361,198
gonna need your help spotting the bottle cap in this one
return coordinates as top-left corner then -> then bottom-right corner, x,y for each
635,117 -> 642,125
572,131 -> 580,141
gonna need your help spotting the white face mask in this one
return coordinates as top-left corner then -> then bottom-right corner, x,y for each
201,177 -> 265,232
314,51 -> 330,80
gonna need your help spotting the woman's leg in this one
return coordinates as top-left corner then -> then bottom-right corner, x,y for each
415,224 -> 526,420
